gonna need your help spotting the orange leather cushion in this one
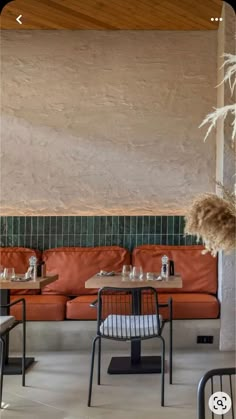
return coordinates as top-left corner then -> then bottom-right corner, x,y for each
0,247 -> 41,295
66,293 -> 219,320
10,295 -> 68,321
132,245 -> 217,294
42,246 -> 130,296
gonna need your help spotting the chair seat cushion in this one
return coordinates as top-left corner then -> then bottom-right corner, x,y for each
0,316 -> 15,334
100,314 -> 162,338
66,293 -> 219,320
10,295 -> 68,321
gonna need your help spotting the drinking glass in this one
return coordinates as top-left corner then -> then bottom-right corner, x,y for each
3,268 -> 15,280
146,272 -> 154,281
122,265 -> 132,279
131,266 -> 143,280
0,265 -> 4,279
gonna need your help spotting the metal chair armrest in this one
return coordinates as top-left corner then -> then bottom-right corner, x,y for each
90,299 -> 98,308
1,298 -> 26,323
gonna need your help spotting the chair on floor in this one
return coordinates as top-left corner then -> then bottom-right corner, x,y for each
88,286 -> 173,407
197,367 -> 236,419
0,298 -> 26,408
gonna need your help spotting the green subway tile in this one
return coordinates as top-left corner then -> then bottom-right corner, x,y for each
43,235 -> 50,249
63,217 -> 69,235
56,235 -> 63,248
18,235 -> 25,247
124,216 -> 131,234
112,217 -> 119,235
99,234 -> 106,247
0,236 -> 6,246
130,217 -> 137,234
13,217 -> 20,234
155,234 -> 161,245
94,217 -> 100,235
137,216 -> 143,234
111,235 -> 118,246
25,217 -> 31,235
74,235 -> 81,247
31,217 -> 38,235
167,235 -> 174,245
119,216 -> 124,234
75,217 -> 81,234
12,235 -> 19,247
56,217 -> 63,234
149,216 -> 155,233
161,234 -> 167,245
174,216 -> 180,234
81,234 -> 88,247
32,236 -> 38,250
180,217 -> 185,234
106,217 -> 112,234
62,235 -> 69,247
167,217 -> 174,234
179,235 -> 186,245
93,235 -> 100,247
38,217 -> 44,235
68,216 -> 75,235
143,234 -> 149,245
24,235 -> 32,248
0,217 -> 6,235
143,217 -> 149,234
87,217 -> 94,235
50,217 -> 57,234
129,236 -> 136,251
37,235 -> 44,251
99,217 -> 105,235
155,217 -> 161,234
161,216 -> 167,235
123,235 -> 130,250
186,235 -> 192,245
135,235 -> 142,247
7,217 -> 13,235
105,235 -> 111,246
118,235 -> 124,247
19,217 -> 25,234
69,235 -> 75,247
173,235 -> 180,245
149,235 -> 155,245
86,234 -> 94,247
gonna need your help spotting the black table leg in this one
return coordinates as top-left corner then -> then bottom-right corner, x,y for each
0,289 -> 34,375
108,289 -> 161,374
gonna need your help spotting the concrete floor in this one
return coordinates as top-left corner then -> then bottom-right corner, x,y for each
1,350 -> 235,419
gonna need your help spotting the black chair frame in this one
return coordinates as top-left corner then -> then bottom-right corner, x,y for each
0,298 -> 26,408
88,286 -> 173,407
197,367 -> 236,419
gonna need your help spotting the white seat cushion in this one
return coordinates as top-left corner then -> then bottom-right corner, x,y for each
100,314 -> 162,338
0,316 -> 16,334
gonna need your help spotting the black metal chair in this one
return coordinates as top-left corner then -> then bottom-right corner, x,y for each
88,286 -> 173,407
0,298 -> 26,408
197,368 -> 236,419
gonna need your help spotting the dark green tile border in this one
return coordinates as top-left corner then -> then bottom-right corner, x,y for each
0,216 -> 201,252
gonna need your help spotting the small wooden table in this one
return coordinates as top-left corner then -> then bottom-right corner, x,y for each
0,275 -> 58,375
85,274 -> 182,375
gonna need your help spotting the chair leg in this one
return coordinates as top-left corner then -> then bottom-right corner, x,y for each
97,337 -> 101,385
22,317 -> 26,387
0,337 -> 5,409
88,336 -> 99,407
159,336 -> 165,407
169,319 -> 173,385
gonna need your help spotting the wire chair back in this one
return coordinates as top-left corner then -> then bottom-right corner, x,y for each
197,368 -> 236,419
97,286 -> 162,341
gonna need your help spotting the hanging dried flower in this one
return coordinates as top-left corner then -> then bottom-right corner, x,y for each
185,194 -> 236,256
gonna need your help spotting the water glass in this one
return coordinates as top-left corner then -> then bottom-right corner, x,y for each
3,268 -> 15,280
122,265 -> 132,279
131,266 -> 143,280
146,272 -> 154,281
0,265 -> 4,279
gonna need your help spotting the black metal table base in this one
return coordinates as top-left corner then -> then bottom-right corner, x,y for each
3,357 -> 35,375
108,356 -> 161,374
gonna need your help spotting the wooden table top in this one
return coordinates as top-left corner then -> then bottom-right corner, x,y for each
0,275 -> 58,290
85,274 -> 182,289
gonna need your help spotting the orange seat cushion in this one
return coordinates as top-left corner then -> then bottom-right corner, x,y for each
132,245 -> 217,294
0,247 -> 41,295
66,293 -> 219,320
10,295 -> 68,321
42,246 -> 130,296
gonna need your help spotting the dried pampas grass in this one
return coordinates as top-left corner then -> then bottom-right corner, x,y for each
185,194 -> 236,256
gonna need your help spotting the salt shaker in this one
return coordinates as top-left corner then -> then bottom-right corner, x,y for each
29,256 -> 37,280
161,255 -> 169,279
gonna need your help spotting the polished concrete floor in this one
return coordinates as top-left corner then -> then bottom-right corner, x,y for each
1,350 -> 235,419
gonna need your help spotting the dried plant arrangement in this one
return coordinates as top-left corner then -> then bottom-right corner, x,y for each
185,53 -> 236,256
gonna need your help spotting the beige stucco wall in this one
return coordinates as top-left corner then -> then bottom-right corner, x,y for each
0,30 -> 216,215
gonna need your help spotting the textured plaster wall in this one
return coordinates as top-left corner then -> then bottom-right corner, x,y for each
0,30 -> 217,215
217,3 -> 236,351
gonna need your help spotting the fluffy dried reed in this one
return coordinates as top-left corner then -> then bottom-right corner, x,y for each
185,193 -> 236,256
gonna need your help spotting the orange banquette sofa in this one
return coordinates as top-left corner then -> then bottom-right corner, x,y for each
0,245 -> 219,321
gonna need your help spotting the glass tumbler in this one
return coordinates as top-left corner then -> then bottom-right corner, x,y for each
132,266 -> 143,280
122,265 -> 132,280
3,268 -> 15,280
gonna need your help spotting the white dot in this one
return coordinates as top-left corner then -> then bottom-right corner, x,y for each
211,17 -> 214,21
219,17 -> 223,21
215,17 -> 218,21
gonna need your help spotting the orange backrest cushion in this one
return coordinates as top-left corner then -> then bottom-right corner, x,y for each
42,246 -> 131,296
0,247 -> 41,295
132,245 -> 217,294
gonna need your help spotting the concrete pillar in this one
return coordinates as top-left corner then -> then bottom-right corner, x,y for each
216,3 -> 236,351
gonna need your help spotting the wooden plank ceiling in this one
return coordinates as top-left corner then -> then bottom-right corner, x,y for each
0,0 -> 223,30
